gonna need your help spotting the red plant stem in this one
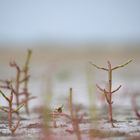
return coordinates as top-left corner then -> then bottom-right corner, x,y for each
8,91 -> 20,134
107,61 -> 114,127
0,89 -> 21,134
15,67 -> 20,109
9,62 -> 21,112
69,88 -> 82,140
73,108 -> 81,140
132,95 -> 140,120
8,91 -> 13,129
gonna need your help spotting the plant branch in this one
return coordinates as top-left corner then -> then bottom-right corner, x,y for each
111,85 -> 122,93
112,59 -> 133,70
89,62 -> 108,71
96,84 -> 105,93
0,90 -> 10,102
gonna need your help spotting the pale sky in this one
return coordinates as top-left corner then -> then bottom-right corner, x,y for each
0,0 -> 140,43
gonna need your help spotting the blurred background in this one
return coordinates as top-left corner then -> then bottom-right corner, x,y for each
0,0 -> 140,109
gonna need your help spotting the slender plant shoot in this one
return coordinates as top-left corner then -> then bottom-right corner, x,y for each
0,90 -> 23,134
23,49 -> 32,114
90,60 -> 132,127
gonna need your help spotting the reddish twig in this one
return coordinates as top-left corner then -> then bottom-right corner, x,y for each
132,95 -> 140,121
0,90 -> 23,134
10,61 -> 21,111
90,60 -> 132,127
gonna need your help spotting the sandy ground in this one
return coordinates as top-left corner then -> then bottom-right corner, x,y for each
0,107 -> 140,140
0,47 -> 140,139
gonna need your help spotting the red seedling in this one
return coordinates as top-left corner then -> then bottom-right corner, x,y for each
90,60 -> 132,127
48,88 -> 83,140
132,95 -> 140,121
0,89 -> 23,134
